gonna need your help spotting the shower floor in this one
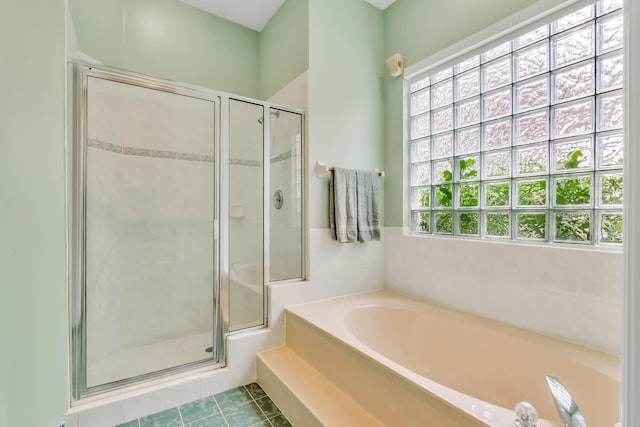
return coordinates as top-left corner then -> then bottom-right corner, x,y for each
87,331 -> 214,387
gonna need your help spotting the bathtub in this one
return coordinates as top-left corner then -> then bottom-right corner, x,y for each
286,290 -> 619,427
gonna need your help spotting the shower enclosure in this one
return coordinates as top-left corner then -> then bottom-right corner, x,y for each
69,63 -> 304,399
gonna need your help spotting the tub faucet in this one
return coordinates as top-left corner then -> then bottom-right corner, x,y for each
545,375 -> 587,427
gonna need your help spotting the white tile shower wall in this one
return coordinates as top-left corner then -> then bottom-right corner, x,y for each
229,164 -> 263,267
270,159 -> 302,280
85,75 -> 216,382
88,77 -> 216,156
384,227 -> 623,353
268,72 -> 307,281
270,119 -> 303,280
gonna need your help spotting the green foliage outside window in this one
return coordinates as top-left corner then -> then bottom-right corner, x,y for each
459,184 -> 479,207
558,149 -> 584,170
436,212 -> 453,233
601,175 -> 623,205
515,150 -> 590,240
518,180 -> 546,206
457,159 -> 479,234
435,184 -> 453,207
459,212 -> 479,235
418,212 -> 429,232
517,213 -> 547,239
601,213 -> 623,243
459,158 -> 478,180
486,182 -> 509,206
556,212 -> 590,242
555,175 -> 591,205
412,146 -> 622,243
486,212 -> 510,237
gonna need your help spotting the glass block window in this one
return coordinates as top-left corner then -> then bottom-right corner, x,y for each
409,0 -> 623,246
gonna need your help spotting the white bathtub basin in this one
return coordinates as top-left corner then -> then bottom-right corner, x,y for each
286,290 -> 619,426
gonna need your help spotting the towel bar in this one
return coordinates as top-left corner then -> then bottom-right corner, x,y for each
315,161 -> 384,178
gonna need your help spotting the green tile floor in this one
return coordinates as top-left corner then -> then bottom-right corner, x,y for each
114,383 -> 292,427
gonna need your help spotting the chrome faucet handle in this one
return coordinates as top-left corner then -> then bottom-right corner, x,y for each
514,401 -> 539,427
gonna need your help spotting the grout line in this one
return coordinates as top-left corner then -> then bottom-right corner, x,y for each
212,395 -> 229,427
253,399 -> 270,420
177,406 -> 185,427
244,385 -> 277,427
242,385 -> 256,403
234,384 -> 272,427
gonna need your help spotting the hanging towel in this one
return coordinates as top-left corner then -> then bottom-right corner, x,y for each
330,168 -> 358,242
356,170 -> 381,242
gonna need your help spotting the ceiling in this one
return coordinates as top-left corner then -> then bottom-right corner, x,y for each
178,0 -> 397,32
364,0 -> 397,10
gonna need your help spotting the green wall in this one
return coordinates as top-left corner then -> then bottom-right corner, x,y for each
69,0 -> 312,101
259,0 -> 309,100
0,1 -> 68,426
382,0 -> 544,226
308,0 -> 385,228
69,0 -> 261,98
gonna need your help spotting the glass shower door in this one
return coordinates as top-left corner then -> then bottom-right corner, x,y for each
228,99 -> 264,331
81,72 -> 220,391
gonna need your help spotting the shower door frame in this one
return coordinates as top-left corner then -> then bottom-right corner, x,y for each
225,100 -> 307,331
68,61 -> 307,401
68,62 -> 225,400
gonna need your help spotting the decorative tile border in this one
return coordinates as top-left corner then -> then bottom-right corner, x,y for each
87,138 -> 214,163
270,150 -> 296,164
87,138 -> 283,168
230,158 -> 262,167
